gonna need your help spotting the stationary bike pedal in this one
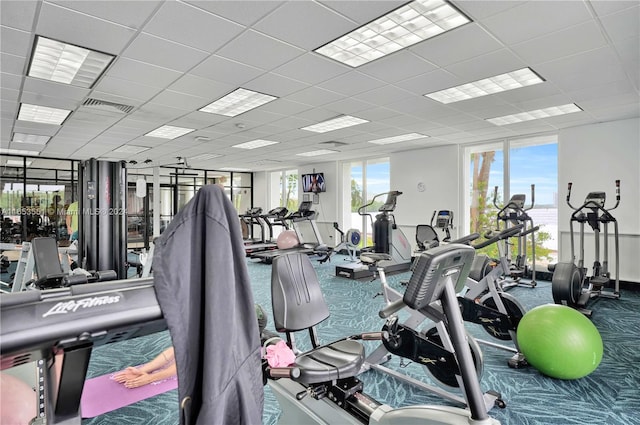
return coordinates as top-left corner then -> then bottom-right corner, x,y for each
486,390 -> 507,409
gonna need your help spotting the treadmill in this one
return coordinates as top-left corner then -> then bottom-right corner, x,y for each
240,207 -> 265,245
250,201 -> 323,264
244,207 -> 289,256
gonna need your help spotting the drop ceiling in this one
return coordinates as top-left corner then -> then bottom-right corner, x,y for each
1,0 -> 638,172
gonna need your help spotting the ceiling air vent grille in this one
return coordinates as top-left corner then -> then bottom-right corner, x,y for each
320,141 -> 348,147
82,98 -> 134,114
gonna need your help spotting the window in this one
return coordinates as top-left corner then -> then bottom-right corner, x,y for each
464,135 -> 558,265
347,158 -> 390,247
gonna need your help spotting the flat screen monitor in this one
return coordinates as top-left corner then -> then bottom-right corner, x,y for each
301,173 -> 326,193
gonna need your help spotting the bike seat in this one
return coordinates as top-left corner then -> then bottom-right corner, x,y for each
360,253 -> 392,265
293,339 -> 365,384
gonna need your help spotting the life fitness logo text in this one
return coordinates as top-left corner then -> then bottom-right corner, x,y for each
42,295 -> 121,318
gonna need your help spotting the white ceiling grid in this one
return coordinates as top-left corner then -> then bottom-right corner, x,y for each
0,0 -> 637,171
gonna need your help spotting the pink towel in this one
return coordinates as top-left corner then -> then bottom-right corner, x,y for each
80,371 -> 177,418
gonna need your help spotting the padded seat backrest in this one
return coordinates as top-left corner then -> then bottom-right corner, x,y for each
271,252 -> 330,332
32,237 -> 64,278
416,224 -> 438,251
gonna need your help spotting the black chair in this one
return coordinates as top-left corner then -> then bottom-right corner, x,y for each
271,252 -> 364,384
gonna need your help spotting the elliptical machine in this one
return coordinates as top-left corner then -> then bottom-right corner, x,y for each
551,180 -> 621,316
492,185 -> 537,288
336,191 -> 412,279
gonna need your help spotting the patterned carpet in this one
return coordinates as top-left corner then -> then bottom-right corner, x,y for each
81,253 -> 640,425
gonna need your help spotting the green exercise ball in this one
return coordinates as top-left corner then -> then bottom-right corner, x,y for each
517,304 -> 603,380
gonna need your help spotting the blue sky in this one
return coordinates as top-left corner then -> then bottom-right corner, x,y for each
486,143 -> 558,206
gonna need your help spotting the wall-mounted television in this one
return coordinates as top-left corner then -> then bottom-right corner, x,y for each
301,173 -> 326,193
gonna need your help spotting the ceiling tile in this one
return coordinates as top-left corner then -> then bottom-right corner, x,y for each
481,1 -> 592,45
12,120 -> 61,136
142,1 -> 245,53
184,0 -> 284,26
353,85 -> 415,106
190,55 -> 264,86
599,4 -> 640,44
323,97 -> 375,116
0,53 -> 26,75
216,29 -> 305,71
359,51 -> 437,83
244,72 -> 309,97
122,32 -> 209,72
20,91 -> 78,110
257,98 -> 313,116
254,1 -> 355,50
0,0 -> 38,31
23,77 -> 90,102
590,0 -> 639,18
168,74 -> 235,100
513,21 -> 607,65
46,0 -> 162,29
36,2 -> 136,55
147,90 -> 210,111
1,99 -> 18,120
444,49 -> 527,81
106,57 -> 183,88
318,1 -> 404,24
284,86 -> 345,107
274,52 -> 350,85
93,76 -> 162,103
455,1 -> 522,20
394,68 -> 460,95
410,23 -> 503,68
318,72 -> 385,96
1,26 -> 31,57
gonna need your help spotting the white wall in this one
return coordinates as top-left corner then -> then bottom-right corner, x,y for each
558,118 -> 640,283
390,144 -> 462,249
298,161 -> 340,247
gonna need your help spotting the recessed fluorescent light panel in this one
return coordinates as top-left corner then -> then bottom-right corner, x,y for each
232,139 -> 279,150
18,103 -> 71,125
0,148 -> 41,156
12,133 -> 51,145
368,133 -> 429,145
296,149 -> 339,157
486,103 -> 583,126
28,36 -> 114,88
145,125 -> 195,139
315,0 -> 470,67
199,88 -> 277,117
191,153 -> 222,161
113,145 -> 150,154
219,167 -> 251,172
301,115 -> 369,133
425,68 -> 545,104
7,159 -> 33,166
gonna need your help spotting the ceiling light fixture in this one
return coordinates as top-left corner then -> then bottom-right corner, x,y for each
315,0 -> 470,67
232,139 -> 279,149
145,125 -> 195,139
28,36 -> 114,88
368,132 -> 429,145
425,68 -> 545,104
191,153 -> 222,161
18,103 -> 71,125
12,133 -> 51,145
296,149 -> 339,157
199,88 -> 278,117
301,115 -> 369,133
1,148 -> 41,156
113,145 -> 150,154
219,167 -> 251,172
486,103 -> 583,126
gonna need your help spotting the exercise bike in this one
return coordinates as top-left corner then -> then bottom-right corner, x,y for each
265,247 -> 502,425
550,180 -> 621,317
359,244 -> 505,411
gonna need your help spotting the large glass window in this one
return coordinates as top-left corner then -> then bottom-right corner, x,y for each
348,158 -> 390,247
465,136 -> 558,266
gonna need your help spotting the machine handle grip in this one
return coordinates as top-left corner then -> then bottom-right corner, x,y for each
360,331 -> 388,341
611,179 -> 621,209
566,182 -> 577,210
529,184 -> 535,209
268,367 -> 300,379
379,298 -> 405,319
493,186 -> 499,208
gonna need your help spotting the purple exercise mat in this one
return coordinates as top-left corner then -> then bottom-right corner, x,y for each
80,370 -> 178,418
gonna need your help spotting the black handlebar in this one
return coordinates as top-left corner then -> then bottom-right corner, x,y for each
566,180 -> 621,211
473,224 -> 524,250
